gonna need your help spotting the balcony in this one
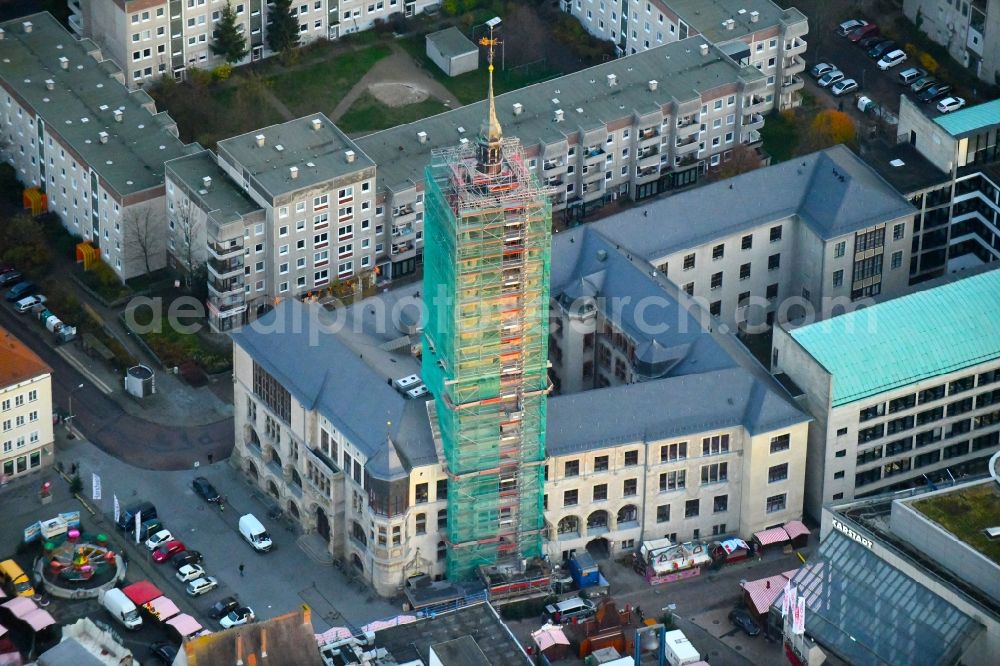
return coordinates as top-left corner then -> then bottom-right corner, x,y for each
637,145 -> 660,164
744,113 -> 765,131
744,129 -> 762,145
676,119 -> 700,137
782,76 -> 804,93
209,274 -> 243,297
636,165 -> 660,179
68,12 -> 84,37
393,204 -> 415,217
784,56 -> 806,76
675,155 -> 699,168
784,38 -> 807,57
209,292 -> 246,314
208,255 -> 243,279
391,240 -> 415,256
543,159 -> 566,171
748,95 -> 769,112
544,176 -> 564,187
675,136 -> 699,155
208,238 -> 243,260
638,126 -> 660,142
392,223 -> 415,238
583,146 -> 605,161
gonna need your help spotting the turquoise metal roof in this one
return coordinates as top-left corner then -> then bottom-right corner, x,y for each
934,98 -> 1000,137
789,270 -> 1000,407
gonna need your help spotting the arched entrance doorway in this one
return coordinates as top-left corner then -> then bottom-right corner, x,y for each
287,500 -> 300,519
351,553 -> 364,571
266,479 -> 279,498
586,537 -> 611,559
316,506 -> 330,541
246,461 -> 259,480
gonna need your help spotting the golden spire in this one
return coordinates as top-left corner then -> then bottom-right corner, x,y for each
479,27 -> 503,145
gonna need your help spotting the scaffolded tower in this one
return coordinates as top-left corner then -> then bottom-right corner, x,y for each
423,29 -> 552,581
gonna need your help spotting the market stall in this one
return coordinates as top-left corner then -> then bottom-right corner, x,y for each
635,540 -> 711,585
166,614 -> 203,640
144,596 -> 180,622
122,581 -> 162,607
711,537 -> 751,564
752,526 -> 791,554
782,520 -> 811,549
740,570 -> 797,625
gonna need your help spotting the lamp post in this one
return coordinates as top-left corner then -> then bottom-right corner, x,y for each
67,383 -> 84,425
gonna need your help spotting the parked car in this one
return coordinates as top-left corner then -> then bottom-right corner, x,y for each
152,540 -> 186,563
176,564 -> 206,583
937,97 -> 967,113
877,49 -> 908,71
817,70 -> 845,88
831,79 -> 859,96
208,596 -> 240,619
149,642 -> 178,665
847,24 -> 879,42
729,609 -> 762,637
144,529 -> 174,551
172,550 -> 204,569
14,294 -> 45,313
910,76 -> 937,94
858,34 -> 885,50
919,82 -> 953,102
898,67 -> 927,85
837,18 -> 868,36
186,576 -> 218,597
192,476 -> 221,503
0,270 -> 23,286
867,39 -> 896,59
219,606 -> 256,629
5,282 -> 36,302
809,62 -> 834,79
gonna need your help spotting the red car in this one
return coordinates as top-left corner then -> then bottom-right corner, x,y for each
152,540 -> 186,562
848,23 -> 879,43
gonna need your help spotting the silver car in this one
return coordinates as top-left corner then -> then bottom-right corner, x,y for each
186,576 -> 218,596
817,70 -> 845,88
831,79 -> 859,96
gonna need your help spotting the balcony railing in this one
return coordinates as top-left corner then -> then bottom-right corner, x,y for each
393,204 -> 415,217
638,145 -> 660,161
675,137 -> 699,155
209,275 -> 243,296
637,165 -> 660,178
209,293 -> 246,313
782,76 -> 804,93
208,239 -> 243,260
785,38 -> 807,55
744,113 -> 765,130
543,160 -> 566,171
639,127 -> 659,140
392,240 -> 415,255
583,146 -> 605,159
208,255 -> 243,278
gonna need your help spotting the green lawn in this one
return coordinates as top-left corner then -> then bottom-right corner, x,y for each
759,111 -> 800,163
267,44 -> 392,117
913,483 -> 1000,566
338,91 -> 451,134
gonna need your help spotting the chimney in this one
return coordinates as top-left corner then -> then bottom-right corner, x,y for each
553,109 -> 564,122
59,56 -> 69,69
22,21 -> 32,34
255,134 -> 265,148
113,109 -> 123,123
261,628 -> 268,659
750,10 -> 760,22
289,166 -> 299,179
301,604 -> 312,628
512,102 -> 523,115
699,43 -> 710,56
202,176 -> 212,189
311,117 -> 322,131
607,73 -> 617,87
345,150 -> 356,163
724,18 -> 735,31
98,131 -> 109,144
766,580 -> 771,588
416,130 -> 428,144
0,28 -> 5,40
44,79 -> 54,91
648,80 -> 658,92
236,635 -> 244,666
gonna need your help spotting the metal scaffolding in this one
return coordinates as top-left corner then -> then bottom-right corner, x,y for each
423,136 -> 552,580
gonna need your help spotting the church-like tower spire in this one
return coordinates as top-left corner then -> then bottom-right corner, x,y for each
477,26 -> 503,175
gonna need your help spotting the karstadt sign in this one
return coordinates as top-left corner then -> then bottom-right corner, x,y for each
832,518 -> 873,549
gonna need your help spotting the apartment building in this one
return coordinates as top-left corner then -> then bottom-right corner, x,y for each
590,145 -> 918,333
1,326 -> 55,481
771,269 -> 1000,519
69,0 -> 440,87
903,0 -> 999,86
0,13 -> 192,281
165,116 -> 378,331
561,0 -> 808,111
354,37 -> 768,280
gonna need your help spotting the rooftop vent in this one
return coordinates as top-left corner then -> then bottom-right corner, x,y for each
551,98 -> 560,106
607,73 -> 617,87
98,131 -> 109,144
44,79 -> 54,91
648,79 -> 658,92
345,150 -> 355,163
59,56 -> 69,69
255,134 -> 265,148
274,144 -> 284,152
0,28 -> 6,40
22,21 -> 32,34
512,102 -> 523,115
202,176 -> 212,189
459,137 -> 469,145
289,166 -> 299,179
750,10 -> 759,22
596,249 -> 608,262
699,43 -> 710,56
457,126 -> 465,133
113,109 -> 123,122
417,130 -> 428,144
723,19 -> 735,30
553,109 -> 564,122
311,117 -> 322,131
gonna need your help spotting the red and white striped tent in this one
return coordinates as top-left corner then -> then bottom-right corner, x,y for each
740,570 -> 798,623
752,526 -> 790,549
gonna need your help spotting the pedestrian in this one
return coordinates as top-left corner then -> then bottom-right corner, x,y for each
239,563 -> 245,577
207,452 -> 214,465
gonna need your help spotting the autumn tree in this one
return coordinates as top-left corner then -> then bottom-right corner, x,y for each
211,2 -> 248,64
267,0 -> 300,55
802,109 -> 857,152
709,143 -> 763,181
0,214 -> 50,273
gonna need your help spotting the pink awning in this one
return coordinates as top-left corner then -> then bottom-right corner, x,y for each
2,596 -> 37,619
783,520 -> 810,540
532,625 -> 570,651
754,526 -> 790,546
143,596 -> 180,621
315,627 -> 352,644
23,608 -> 56,631
166,613 -> 203,638
741,573 -> 794,615
122,581 -> 162,606
0,622 -> 7,637
361,616 -> 417,633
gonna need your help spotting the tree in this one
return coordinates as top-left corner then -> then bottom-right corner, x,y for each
172,199 -> 204,289
123,206 -> 162,277
267,0 -> 300,55
212,2 -> 248,64
0,214 -> 51,273
802,110 -> 857,152
709,143 -> 762,181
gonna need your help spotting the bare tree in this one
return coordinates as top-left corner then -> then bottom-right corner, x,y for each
123,205 -> 160,276
172,199 -> 204,288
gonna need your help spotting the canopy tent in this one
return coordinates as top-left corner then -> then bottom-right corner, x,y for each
122,581 -> 162,606
315,626 -> 352,644
753,526 -> 790,547
1,596 -> 38,619
361,616 -> 417,633
23,608 -> 56,631
144,596 -> 180,621
741,570 -> 798,618
532,624 -> 570,651
783,520 -> 811,546
166,613 -> 203,638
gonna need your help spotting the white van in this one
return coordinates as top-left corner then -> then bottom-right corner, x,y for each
543,597 -> 596,624
664,629 -> 701,666
239,514 -> 273,552
100,588 -> 142,630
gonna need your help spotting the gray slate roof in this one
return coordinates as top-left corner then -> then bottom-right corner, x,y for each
357,37 -> 764,192
0,13 -> 192,197
426,27 -> 478,58
38,639 -> 109,666
592,145 -> 917,261
230,299 -> 436,467
165,149 -> 264,233
667,0 -> 807,45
